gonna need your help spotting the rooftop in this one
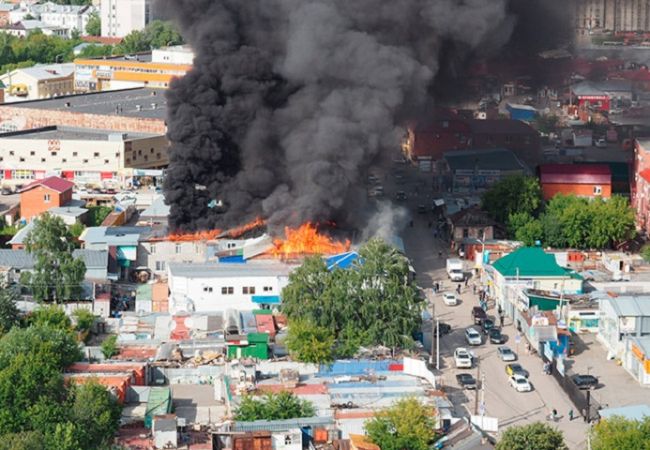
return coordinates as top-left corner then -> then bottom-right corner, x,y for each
80,226 -> 152,246
0,63 -> 74,81
78,51 -> 153,63
600,293 -> 650,317
492,247 -> 573,278
20,176 -> 75,194
444,148 -> 528,172
3,87 -> 167,120
48,206 -> 87,217
467,119 -> 537,135
139,195 -> 170,219
168,261 -> 296,279
0,249 -> 107,269
448,206 -> 496,228
0,125 -> 158,141
7,221 -> 35,245
539,164 -> 611,185
599,404 -> 650,421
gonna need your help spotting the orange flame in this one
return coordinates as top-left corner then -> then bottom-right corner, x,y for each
223,217 -> 266,239
166,229 -> 222,242
270,223 -> 350,257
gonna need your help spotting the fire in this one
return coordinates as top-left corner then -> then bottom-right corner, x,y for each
222,217 -> 266,239
270,223 -> 350,257
166,229 -> 222,242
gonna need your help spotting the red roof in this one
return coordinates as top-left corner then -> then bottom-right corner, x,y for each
540,164 -> 611,185
639,169 -> 650,183
81,35 -> 123,45
20,176 -> 75,194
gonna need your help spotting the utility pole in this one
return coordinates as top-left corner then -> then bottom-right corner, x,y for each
480,370 -> 486,418
436,317 -> 440,370
474,357 -> 481,415
430,288 -> 437,368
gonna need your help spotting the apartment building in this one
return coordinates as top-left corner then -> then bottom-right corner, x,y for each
0,63 -> 75,103
39,3 -> 96,37
101,0 -> 154,38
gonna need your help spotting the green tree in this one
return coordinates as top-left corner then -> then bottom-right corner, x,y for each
24,214 -> 86,302
69,381 -> 122,449
642,245 -> 650,263
281,239 -> 423,354
86,206 -> 112,226
285,319 -> 335,364
29,305 -> 72,330
535,114 -> 560,134
69,222 -> 85,241
515,218 -> 544,246
495,422 -> 568,450
77,44 -> 113,59
234,392 -> 315,421
0,287 -> 19,334
590,416 -> 650,450
0,323 -> 82,370
143,20 -> 183,48
85,13 -> 100,36
482,176 -> 542,224
0,431 -> 45,450
365,398 -> 437,450
72,308 -> 95,343
100,335 -> 119,359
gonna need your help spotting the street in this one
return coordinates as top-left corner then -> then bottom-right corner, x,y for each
379,161 -> 592,449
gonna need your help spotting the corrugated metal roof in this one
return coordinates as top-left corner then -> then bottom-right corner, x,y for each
72,249 -> 108,268
7,221 -> 35,245
168,262 -> 294,278
81,226 -> 151,246
599,404 -> 650,421
48,206 -> 88,217
20,176 -> 75,194
540,164 -> 611,185
492,247 -> 569,278
139,195 -> 170,218
0,249 -> 106,269
233,415 -> 335,432
606,295 -> 650,317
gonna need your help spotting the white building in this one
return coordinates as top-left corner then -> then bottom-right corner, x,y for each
151,45 -> 194,65
39,3 -> 97,38
0,126 -> 167,190
101,0 -> 154,38
167,262 -> 295,314
1,20 -> 67,37
0,63 -> 75,103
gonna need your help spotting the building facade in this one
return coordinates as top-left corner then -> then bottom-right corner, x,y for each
632,139 -> 650,235
39,3 -> 96,37
0,63 -> 75,103
575,0 -> 650,33
0,126 -> 168,190
101,0 -> 154,38
19,176 -> 74,221
539,164 -> 612,200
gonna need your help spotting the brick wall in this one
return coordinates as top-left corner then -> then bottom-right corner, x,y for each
0,106 -> 166,135
20,186 -> 67,221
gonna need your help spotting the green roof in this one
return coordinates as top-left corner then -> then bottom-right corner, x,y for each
492,247 -> 568,277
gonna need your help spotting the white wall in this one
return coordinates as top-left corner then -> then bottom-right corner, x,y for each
168,273 -> 289,313
101,0 -> 152,38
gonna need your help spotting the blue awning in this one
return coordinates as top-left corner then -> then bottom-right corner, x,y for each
252,295 -> 280,304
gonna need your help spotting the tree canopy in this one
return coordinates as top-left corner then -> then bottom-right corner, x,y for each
285,319 -> 335,364
590,416 -> 650,450
85,13 -> 100,36
281,238 -> 423,359
481,175 -> 542,224
115,20 -> 183,54
0,287 -> 19,335
24,214 -> 86,302
234,392 -> 316,422
365,398 -> 438,450
495,422 -> 568,450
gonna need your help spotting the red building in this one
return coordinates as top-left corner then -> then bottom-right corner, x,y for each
19,176 -> 74,221
633,139 -> 650,235
404,110 -> 541,166
539,164 -> 612,201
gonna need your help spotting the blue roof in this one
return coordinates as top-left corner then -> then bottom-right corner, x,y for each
325,251 -> 360,270
599,404 -> 650,421
251,295 -> 280,304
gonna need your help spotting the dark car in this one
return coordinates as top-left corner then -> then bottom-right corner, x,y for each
396,191 -> 407,201
472,307 -> 487,325
456,373 -> 477,390
572,374 -> 599,389
481,319 -> 495,334
417,204 -> 426,214
436,322 -> 451,336
489,328 -> 504,344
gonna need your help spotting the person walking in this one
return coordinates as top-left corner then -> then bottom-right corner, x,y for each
456,284 -> 461,295
569,409 -> 574,421
472,285 -> 477,295
464,278 -> 469,288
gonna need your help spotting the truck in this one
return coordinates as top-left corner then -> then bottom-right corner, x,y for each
446,258 -> 464,282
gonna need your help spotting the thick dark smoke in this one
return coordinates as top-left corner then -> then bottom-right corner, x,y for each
160,0 -> 564,233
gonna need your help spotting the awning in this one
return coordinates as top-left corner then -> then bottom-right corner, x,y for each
251,295 -> 281,305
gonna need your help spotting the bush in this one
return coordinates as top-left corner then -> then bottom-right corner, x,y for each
100,335 -> 119,359
234,392 -> 315,421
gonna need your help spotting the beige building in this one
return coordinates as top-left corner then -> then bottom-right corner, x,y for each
575,0 -> 650,33
0,126 -> 168,189
101,0 -> 154,38
0,63 -> 75,103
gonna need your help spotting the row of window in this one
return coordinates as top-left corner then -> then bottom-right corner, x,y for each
4,156 -> 112,165
5,150 -> 120,158
0,170 -> 113,180
202,286 -> 273,295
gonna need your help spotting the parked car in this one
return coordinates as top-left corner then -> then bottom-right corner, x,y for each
497,346 -> 517,362
0,188 -> 11,195
442,292 -> 458,306
471,307 -> 487,325
454,348 -> 473,368
572,374 -> 599,389
465,327 -> 482,346
456,373 -> 477,389
481,318 -> 495,334
594,138 -> 607,148
436,322 -> 451,336
417,204 -> 426,214
488,328 -> 504,344
505,363 -> 529,378
395,191 -> 407,201
509,374 -> 532,392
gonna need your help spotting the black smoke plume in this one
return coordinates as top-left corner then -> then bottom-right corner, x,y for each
160,0 -> 566,233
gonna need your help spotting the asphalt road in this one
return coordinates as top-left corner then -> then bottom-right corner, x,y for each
377,161 -> 591,449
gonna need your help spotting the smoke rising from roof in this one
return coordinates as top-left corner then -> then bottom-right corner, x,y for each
160,0 -> 560,233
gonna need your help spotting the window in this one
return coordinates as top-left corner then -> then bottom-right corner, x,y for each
155,261 -> 165,271
263,286 -> 273,292
19,157 -> 24,162
203,286 -> 213,293
9,151 -> 13,156
94,152 -> 100,157
30,151 -> 35,156
463,228 -> 469,238
104,159 -> 110,164
594,185 -> 602,195
150,148 -> 154,153
73,152 -> 77,156
227,242 -> 236,249
83,159 -> 88,163
61,158 -> 66,163
138,150 -> 142,155
243,286 -> 256,295
115,152 -> 120,157
221,286 -> 234,295
175,244 -> 181,254
150,244 -> 156,254
44,194 -> 51,202
51,152 -> 57,156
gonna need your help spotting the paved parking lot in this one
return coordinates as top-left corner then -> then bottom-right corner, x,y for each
386,162 -> 591,449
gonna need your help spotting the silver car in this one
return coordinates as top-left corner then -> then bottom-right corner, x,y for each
497,346 -> 517,362
465,327 -> 482,346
